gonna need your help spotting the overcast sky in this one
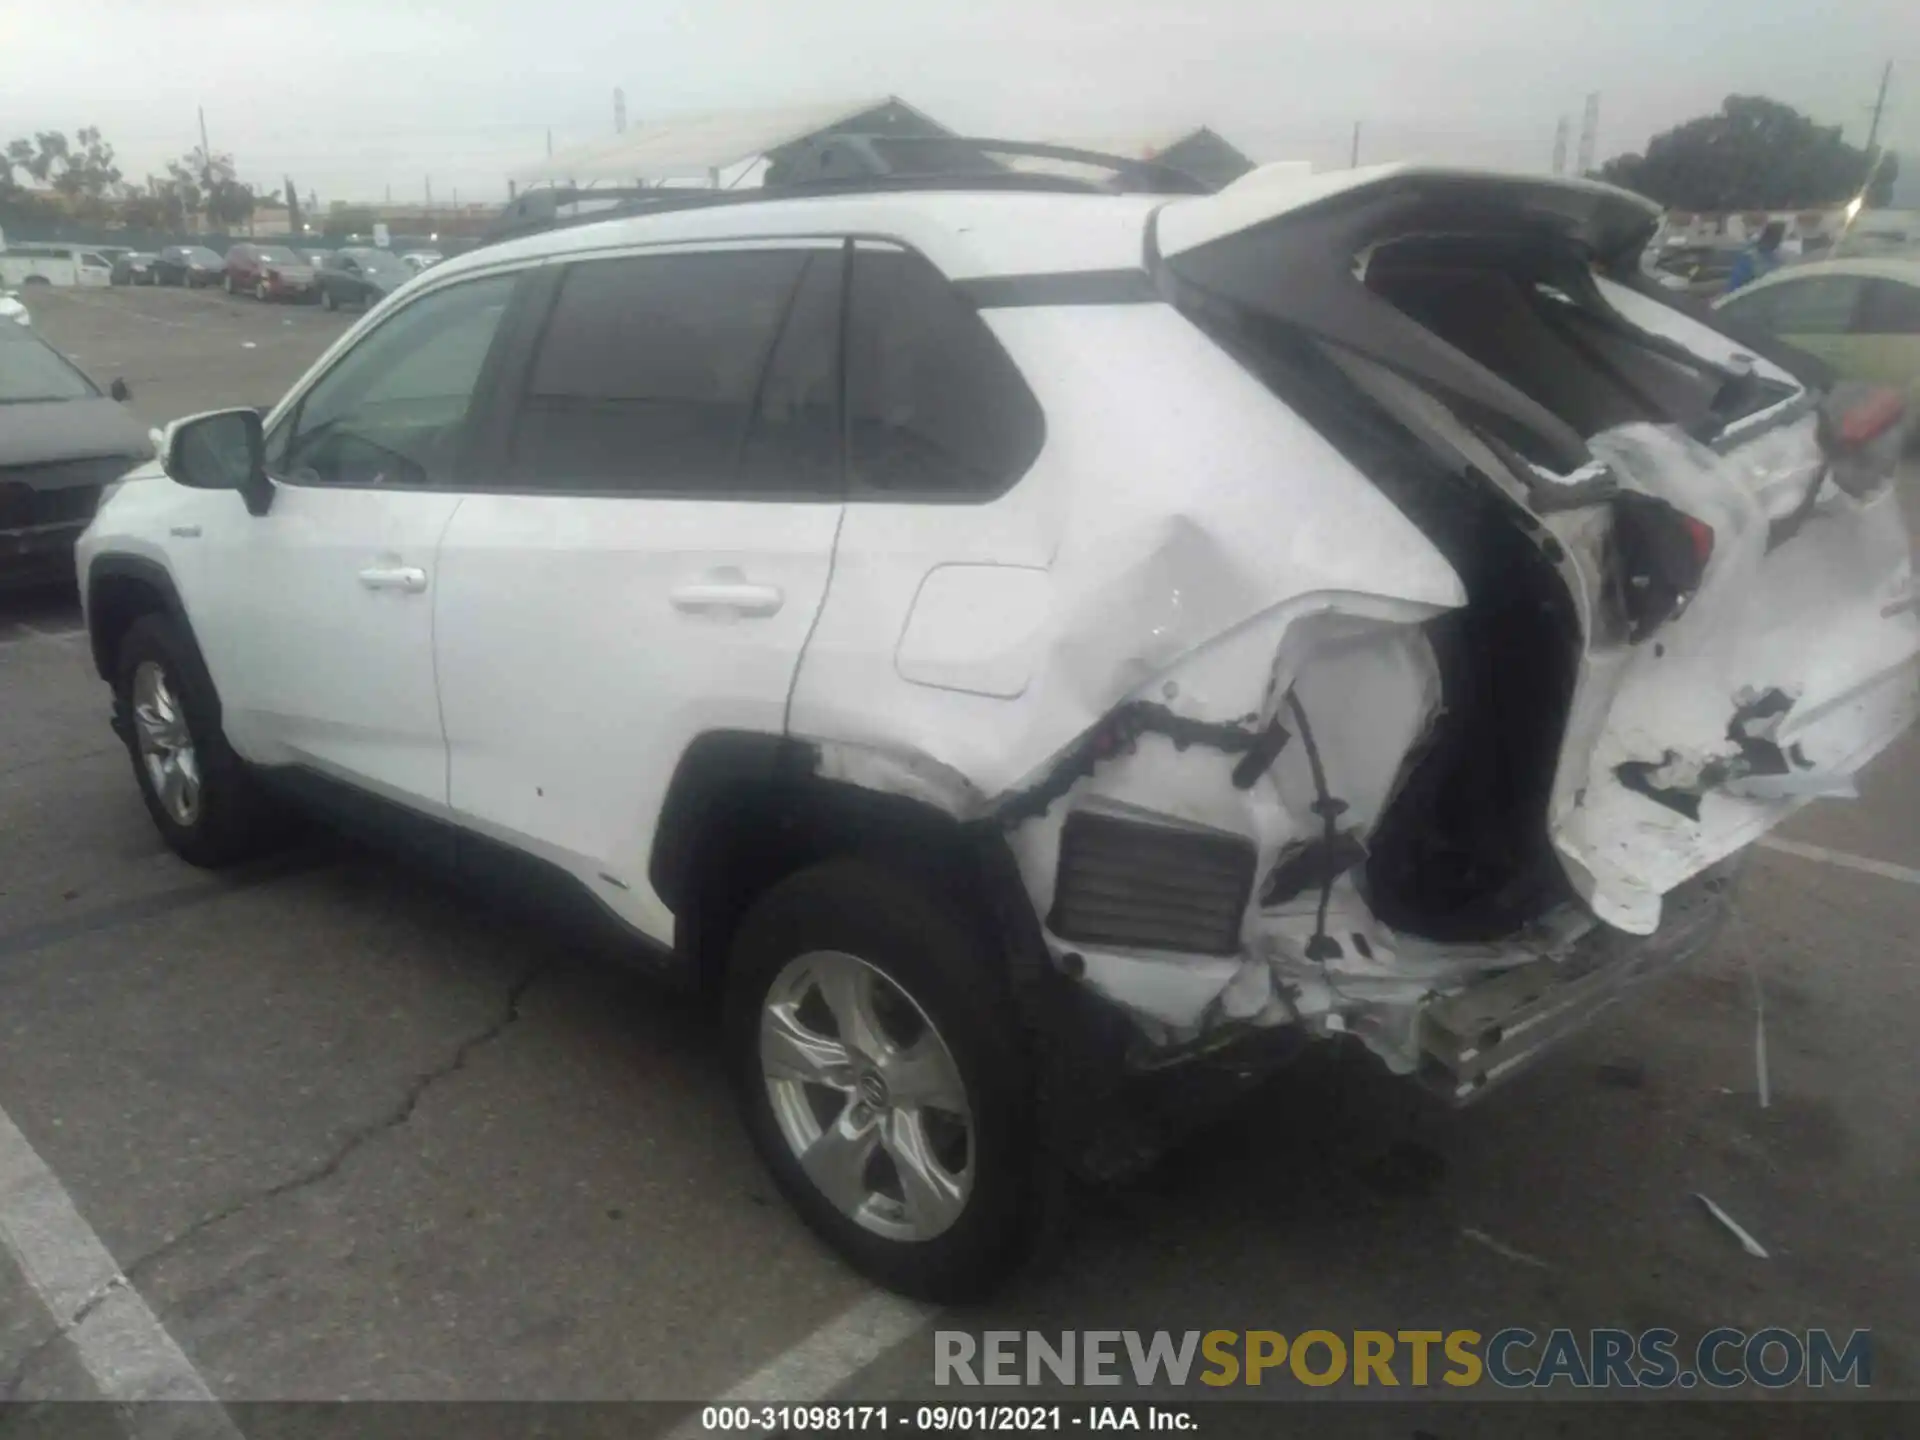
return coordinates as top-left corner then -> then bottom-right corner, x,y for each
1,0 -> 1913,206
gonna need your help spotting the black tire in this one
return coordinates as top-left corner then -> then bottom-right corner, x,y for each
724,858 -> 1040,1301
114,614 -> 279,868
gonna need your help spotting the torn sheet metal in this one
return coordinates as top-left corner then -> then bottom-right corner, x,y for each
1549,419 -> 1920,933
787,272 -> 1914,1094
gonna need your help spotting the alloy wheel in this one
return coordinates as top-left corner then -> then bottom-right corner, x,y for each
132,660 -> 201,827
760,950 -> 974,1242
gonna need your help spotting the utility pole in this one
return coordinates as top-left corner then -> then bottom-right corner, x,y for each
1552,116 -> 1569,175
615,87 -> 628,134
546,127 -> 554,158
1863,60 -> 1893,154
1349,121 -> 1361,168
385,183 -> 392,204
1574,92 -> 1600,175
198,106 -> 211,161
425,176 -> 432,207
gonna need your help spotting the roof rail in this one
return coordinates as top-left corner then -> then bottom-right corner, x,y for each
481,135 -> 1217,245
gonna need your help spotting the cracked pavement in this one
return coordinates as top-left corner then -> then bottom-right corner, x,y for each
1,287 -> 1917,1421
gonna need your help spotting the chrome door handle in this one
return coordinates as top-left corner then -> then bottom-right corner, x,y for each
669,581 -> 784,616
358,565 -> 428,593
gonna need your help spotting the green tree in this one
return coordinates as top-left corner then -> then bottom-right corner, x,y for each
1598,96 -> 1899,210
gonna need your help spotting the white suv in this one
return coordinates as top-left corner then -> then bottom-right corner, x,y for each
76,157 -> 1919,1300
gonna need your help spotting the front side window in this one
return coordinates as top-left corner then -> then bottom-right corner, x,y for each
507,249 -> 813,494
268,274 -> 516,488
844,248 -> 1044,499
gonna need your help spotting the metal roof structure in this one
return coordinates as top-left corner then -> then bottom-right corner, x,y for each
509,96 -> 951,186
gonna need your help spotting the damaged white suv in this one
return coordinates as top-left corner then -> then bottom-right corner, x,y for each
77,155 -> 1918,1300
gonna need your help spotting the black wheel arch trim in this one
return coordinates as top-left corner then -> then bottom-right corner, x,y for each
86,554 -> 192,677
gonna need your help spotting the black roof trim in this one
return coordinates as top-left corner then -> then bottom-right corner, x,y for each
484,136 -> 1217,246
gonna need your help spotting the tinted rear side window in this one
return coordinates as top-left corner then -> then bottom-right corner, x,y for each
845,248 -> 1044,500
1765,275 -> 1865,334
1858,278 -> 1920,335
510,250 -> 808,494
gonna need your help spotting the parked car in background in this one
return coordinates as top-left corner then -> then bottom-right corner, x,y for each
300,249 -> 332,268
224,244 -> 317,302
399,249 -> 444,273
1714,257 -> 1920,417
111,252 -> 160,286
1648,243 -> 1744,297
0,243 -> 113,289
315,246 -> 412,311
2,320 -> 150,587
153,246 -> 226,288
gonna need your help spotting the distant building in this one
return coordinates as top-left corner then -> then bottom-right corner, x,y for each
1145,128 -> 1259,187
507,96 -> 954,193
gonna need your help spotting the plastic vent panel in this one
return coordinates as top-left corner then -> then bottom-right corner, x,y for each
1047,811 -> 1256,956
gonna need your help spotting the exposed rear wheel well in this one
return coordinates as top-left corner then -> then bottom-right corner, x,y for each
654,734 -> 1030,998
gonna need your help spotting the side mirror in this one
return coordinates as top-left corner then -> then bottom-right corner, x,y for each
162,409 -> 274,516
110,377 -> 131,402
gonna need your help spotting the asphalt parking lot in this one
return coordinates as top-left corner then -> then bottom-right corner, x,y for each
3,286 -> 1918,1433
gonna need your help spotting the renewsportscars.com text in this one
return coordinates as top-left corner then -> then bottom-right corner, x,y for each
934,1328 -> 1872,1391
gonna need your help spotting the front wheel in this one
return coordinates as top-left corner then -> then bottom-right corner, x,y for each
724,858 -> 1041,1301
114,614 -> 280,868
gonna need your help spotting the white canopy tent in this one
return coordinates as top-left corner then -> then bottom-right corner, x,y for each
509,97 -> 950,189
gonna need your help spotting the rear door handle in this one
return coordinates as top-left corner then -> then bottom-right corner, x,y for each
358,565 -> 428,594
669,581 -> 784,617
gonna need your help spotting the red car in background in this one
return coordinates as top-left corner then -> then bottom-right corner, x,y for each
224,243 -> 317,303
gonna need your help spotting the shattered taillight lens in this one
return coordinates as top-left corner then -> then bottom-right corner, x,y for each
1609,492 -> 1714,642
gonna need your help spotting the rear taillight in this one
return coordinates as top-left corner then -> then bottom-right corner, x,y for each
1838,387 -> 1905,447
1820,383 -> 1908,499
1610,492 -> 1714,642
1682,514 -> 1715,569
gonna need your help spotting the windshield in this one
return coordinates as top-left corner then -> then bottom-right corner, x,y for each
0,327 -> 97,403
256,246 -> 299,264
185,247 -> 222,264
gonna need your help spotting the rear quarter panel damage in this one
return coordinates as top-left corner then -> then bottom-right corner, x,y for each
786,301 -> 1468,1050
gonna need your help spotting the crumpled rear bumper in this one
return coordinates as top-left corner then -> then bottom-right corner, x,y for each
1415,856 -> 1741,1102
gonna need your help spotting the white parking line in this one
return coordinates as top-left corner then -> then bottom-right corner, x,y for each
665,1291 -> 935,1438
1759,836 -> 1920,887
0,1104 -> 238,1430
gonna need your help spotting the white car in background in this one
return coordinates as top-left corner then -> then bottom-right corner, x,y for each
399,249 -> 444,272
73,156 -> 1919,1300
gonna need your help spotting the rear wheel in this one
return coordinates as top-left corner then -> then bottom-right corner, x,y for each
724,858 -> 1040,1300
114,614 -> 280,868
